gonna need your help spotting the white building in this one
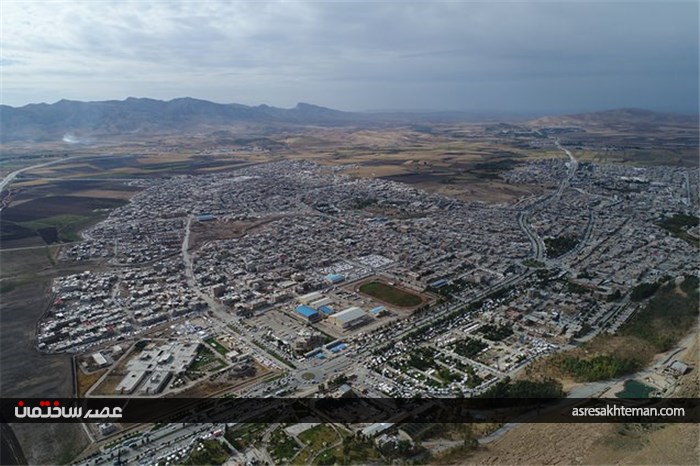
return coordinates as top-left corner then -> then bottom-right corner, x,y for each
328,307 -> 369,330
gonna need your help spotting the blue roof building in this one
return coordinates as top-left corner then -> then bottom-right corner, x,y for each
430,279 -> 448,288
294,305 -> 321,322
325,273 -> 345,284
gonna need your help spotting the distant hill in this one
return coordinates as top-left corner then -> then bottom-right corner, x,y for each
529,108 -> 699,131
0,97 -> 373,143
1,98 -> 696,143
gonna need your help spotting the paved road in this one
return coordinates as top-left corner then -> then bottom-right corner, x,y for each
515,139 -> 579,262
518,211 -> 545,260
0,243 -> 60,252
0,156 -> 79,192
181,215 -> 296,372
554,140 -> 578,199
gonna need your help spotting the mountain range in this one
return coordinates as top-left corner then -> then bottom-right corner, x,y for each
1,97 -> 697,143
0,97 -> 373,142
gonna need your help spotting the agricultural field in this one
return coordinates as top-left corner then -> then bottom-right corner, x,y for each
0,151 -> 262,250
0,245 -> 87,464
1,176 -> 142,249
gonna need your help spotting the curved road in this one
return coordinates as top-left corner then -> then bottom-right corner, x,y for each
517,139 -> 579,261
554,140 -> 578,199
0,156 -> 79,193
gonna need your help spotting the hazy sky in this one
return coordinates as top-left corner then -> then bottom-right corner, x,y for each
1,1 -> 698,113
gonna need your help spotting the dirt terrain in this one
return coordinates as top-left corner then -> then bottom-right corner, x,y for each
466,329 -> 700,465
466,421 -> 699,466
0,248 -> 90,464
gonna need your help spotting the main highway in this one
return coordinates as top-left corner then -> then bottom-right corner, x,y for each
516,139 -> 579,262
0,156 -> 81,193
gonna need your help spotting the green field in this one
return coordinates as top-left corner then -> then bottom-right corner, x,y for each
296,424 -> 341,465
358,281 -> 422,307
204,337 -> 228,356
1,195 -> 126,246
269,427 -> 300,462
224,423 -> 266,451
187,346 -> 225,373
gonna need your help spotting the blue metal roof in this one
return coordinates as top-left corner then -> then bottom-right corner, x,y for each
318,305 -> 333,314
295,305 -> 319,318
326,273 -> 345,283
370,306 -> 385,314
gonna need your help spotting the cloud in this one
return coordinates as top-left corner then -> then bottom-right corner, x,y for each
1,1 -> 697,113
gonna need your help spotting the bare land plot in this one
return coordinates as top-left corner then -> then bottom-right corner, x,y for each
358,280 -> 424,308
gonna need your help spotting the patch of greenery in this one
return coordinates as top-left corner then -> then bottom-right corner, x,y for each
479,376 -> 564,398
182,439 -> 231,465
406,347 -> 438,372
205,337 -> 228,356
224,423 -> 266,450
657,213 -> 699,246
351,197 -> 378,209
544,234 -> 579,258
523,259 -> 545,268
451,337 -> 488,359
576,322 -> 593,338
622,275 -> 699,351
567,281 -> 592,294
557,355 -> 641,382
315,447 -> 340,465
359,281 -> 422,307
426,278 -> 471,297
378,439 -> 428,461
296,424 -> 340,465
473,158 -> 522,171
553,275 -> 699,382
462,364 -> 483,389
269,427 -> 300,461
478,324 -> 514,341
18,211 -> 109,244
680,275 -> 699,294
188,346 -> 223,372
630,281 -> 661,301
436,367 -> 462,383
339,434 -> 385,464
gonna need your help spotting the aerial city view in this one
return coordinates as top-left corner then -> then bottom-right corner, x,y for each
0,1 -> 698,465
